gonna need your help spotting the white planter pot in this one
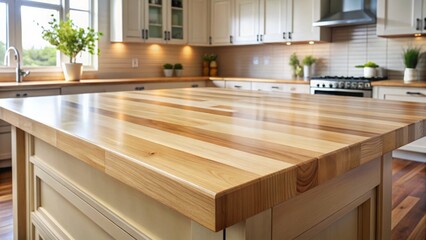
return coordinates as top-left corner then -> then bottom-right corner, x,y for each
404,68 -> 417,82
363,67 -> 376,78
164,69 -> 173,77
62,63 -> 83,81
303,65 -> 312,80
175,69 -> 183,77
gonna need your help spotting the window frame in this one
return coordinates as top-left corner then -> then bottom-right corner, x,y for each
0,0 -> 98,72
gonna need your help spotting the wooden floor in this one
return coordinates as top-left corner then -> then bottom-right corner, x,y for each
0,159 -> 424,239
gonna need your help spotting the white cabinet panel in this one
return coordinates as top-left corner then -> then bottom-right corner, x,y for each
377,0 -> 424,36
373,86 -> 426,161
263,0 -> 288,43
225,81 -> 252,90
234,0 -> 264,44
188,0 -> 210,46
252,82 -> 285,92
211,0 -> 234,45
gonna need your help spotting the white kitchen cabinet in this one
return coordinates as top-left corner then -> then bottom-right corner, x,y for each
188,0 -> 210,46
0,88 -> 61,168
211,0 -> 234,45
252,82 -> 310,93
225,81 -> 252,90
233,0 -> 264,45
377,0 -> 426,36
373,86 -> 426,162
111,0 -> 187,44
263,0 -> 330,43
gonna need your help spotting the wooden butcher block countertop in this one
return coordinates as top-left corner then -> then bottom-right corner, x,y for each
371,80 -> 426,87
0,88 -> 425,231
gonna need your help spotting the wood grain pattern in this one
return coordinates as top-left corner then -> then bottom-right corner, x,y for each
371,80 -> 426,87
0,88 -> 425,231
0,167 -> 12,240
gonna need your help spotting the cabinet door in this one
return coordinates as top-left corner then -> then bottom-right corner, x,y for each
377,0 -> 422,36
188,0 -> 210,46
263,0 -> 288,43
125,0 -> 145,38
234,0 -> 263,44
145,0 -> 168,43
168,0 -> 187,44
211,0 -> 234,45
110,0 -> 145,42
252,82 -> 284,92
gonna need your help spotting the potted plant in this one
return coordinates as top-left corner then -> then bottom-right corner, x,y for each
209,54 -> 218,77
202,54 -> 211,76
41,16 -> 102,81
302,55 -> 316,80
403,47 -> 421,82
163,63 -> 174,77
174,63 -> 183,77
355,61 -> 379,78
289,53 -> 302,79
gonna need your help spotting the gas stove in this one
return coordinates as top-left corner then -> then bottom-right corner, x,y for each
310,76 -> 388,97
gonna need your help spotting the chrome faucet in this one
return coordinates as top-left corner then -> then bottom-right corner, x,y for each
4,47 -> 30,83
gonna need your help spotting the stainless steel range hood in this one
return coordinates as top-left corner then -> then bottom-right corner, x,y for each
313,0 -> 376,27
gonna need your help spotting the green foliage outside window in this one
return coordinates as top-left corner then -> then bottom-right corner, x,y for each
0,41 -> 5,65
23,46 -> 56,66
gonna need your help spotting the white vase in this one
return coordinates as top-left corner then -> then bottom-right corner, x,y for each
164,69 -> 173,77
404,68 -> 417,82
303,65 -> 312,80
62,63 -> 83,81
175,69 -> 183,77
363,67 -> 376,78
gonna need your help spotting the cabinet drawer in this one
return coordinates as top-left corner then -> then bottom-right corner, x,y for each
376,87 -> 426,103
0,89 -> 60,98
282,84 -> 310,94
252,82 -> 284,92
225,81 -> 252,90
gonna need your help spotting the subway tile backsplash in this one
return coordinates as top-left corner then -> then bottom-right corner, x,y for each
212,25 -> 426,80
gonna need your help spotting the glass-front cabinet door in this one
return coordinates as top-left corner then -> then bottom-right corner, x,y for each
169,0 -> 185,42
144,0 -> 186,44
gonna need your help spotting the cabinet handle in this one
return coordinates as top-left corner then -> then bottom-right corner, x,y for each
283,32 -> 286,39
23,93 -> 28,97
416,18 -> 421,30
168,31 -> 171,41
260,34 -> 263,42
230,35 -> 233,44
135,86 -> 145,91
288,32 -> 292,40
257,34 -> 259,42
406,91 -> 425,96
191,84 -> 199,88
209,36 -> 212,45
271,86 -> 280,89
15,93 -> 21,97
141,29 -> 145,39
234,85 -> 242,88
164,31 -> 167,40
145,29 -> 149,39
424,18 -> 426,30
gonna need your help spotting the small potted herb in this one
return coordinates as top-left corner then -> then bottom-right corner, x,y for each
402,47 -> 421,82
302,55 -> 316,80
174,63 -> 183,77
41,15 -> 102,81
289,53 -> 302,78
355,61 -> 379,78
163,63 -> 174,77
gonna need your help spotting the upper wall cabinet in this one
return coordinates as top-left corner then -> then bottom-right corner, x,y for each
233,0 -> 265,45
210,0 -> 234,45
188,0 -> 210,45
377,0 -> 425,36
263,0 -> 330,43
111,0 -> 187,44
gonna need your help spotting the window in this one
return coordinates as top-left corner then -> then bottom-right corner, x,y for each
1,0 -> 97,70
0,2 -> 7,65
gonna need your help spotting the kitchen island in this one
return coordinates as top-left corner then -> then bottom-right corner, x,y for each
0,88 -> 425,239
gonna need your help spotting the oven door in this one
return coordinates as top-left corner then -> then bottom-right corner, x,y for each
310,88 -> 372,98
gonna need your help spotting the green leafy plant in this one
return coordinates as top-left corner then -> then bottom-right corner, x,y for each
41,15 -> 102,63
302,55 -> 316,66
403,47 -> 422,68
355,61 -> 379,68
289,53 -> 302,77
163,63 -> 173,69
174,63 -> 183,70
